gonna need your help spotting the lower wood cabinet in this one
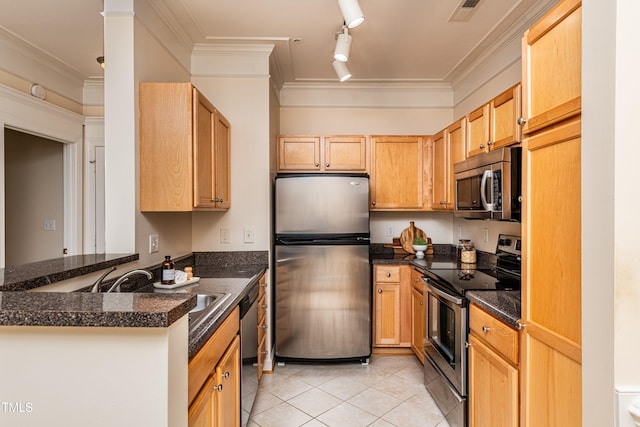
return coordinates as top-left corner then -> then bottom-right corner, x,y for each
410,268 -> 425,364
468,303 -> 519,427
189,307 -> 241,427
373,264 -> 411,348
257,274 -> 267,380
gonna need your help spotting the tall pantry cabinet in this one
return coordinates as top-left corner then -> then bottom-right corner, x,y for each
520,0 -> 582,425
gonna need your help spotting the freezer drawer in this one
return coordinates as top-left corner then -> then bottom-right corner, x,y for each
275,244 -> 371,360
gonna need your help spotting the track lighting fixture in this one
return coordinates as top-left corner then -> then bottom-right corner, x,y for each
333,60 -> 352,82
338,0 -> 365,29
334,26 -> 352,62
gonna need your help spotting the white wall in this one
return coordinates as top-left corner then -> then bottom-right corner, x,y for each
190,77 -> 271,252
4,129 -> 64,265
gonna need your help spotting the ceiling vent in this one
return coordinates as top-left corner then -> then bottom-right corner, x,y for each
449,0 -> 481,22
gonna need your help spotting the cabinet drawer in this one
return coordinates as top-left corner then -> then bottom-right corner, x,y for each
375,265 -> 401,283
469,304 -> 518,365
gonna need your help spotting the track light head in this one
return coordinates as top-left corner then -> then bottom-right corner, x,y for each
338,0 -> 365,29
333,60 -> 352,82
334,27 -> 352,62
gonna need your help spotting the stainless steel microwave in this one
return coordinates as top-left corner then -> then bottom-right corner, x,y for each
453,147 -> 522,221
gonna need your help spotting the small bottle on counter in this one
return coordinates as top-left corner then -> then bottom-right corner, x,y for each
161,255 -> 176,284
461,242 -> 477,264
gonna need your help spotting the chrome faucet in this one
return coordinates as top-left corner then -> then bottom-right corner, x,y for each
106,269 -> 153,293
90,266 -> 116,293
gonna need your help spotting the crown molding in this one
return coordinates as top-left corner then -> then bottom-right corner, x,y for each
279,82 -> 453,109
191,44 -> 274,77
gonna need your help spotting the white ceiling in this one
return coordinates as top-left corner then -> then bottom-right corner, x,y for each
0,0 -> 557,86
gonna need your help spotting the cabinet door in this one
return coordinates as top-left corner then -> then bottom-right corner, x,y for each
193,88 -> 217,209
468,334 -> 518,427
277,136 -> 321,171
374,282 -> 400,346
370,136 -> 426,210
431,130 -> 447,210
521,117 -> 581,427
324,136 -> 368,171
490,84 -> 522,150
213,110 -> 231,209
188,375 -> 217,427
447,118 -> 467,207
410,271 -> 425,364
216,335 -> 240,427
522,0 -> 581,134
467,104 -> 490,157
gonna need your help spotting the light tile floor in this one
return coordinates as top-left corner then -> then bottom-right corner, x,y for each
247,355 -> 450,427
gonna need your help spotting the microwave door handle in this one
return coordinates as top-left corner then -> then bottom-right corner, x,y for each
480,169 -> 492,211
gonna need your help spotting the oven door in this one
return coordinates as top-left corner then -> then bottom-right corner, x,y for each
423,277 -> 467,396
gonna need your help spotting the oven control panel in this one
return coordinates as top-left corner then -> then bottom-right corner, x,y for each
496,234 -> 521,256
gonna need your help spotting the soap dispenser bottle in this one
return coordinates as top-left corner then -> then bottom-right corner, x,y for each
161,255 -> 175,284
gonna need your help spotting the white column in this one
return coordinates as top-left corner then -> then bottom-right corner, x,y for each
103,0 -> 135,253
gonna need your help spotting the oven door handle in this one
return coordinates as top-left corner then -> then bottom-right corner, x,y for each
423,278 -> 464,305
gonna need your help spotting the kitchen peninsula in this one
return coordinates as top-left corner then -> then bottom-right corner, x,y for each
0,252 -> 267,427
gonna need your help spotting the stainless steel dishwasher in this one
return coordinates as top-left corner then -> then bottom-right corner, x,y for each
240,280 -> 259,426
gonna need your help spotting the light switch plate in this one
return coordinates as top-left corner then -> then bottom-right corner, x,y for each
244,227 -> 254,243
220,227 -> 230,244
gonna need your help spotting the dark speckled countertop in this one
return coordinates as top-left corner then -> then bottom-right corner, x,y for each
0,251 -> 269,361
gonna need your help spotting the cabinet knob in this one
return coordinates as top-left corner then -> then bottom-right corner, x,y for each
480,144 -> 485,149
386,272 -> 391,278
314,162 -> 320,167
517,117 -> 528,125
261,282 -> 267,287
261,303 -> 268,309
262,324 -> 268,329
414,277 -> 419,282
326,163 -> 330,167
487,140 -> 493,146
482,326 -> 491,333
371,201 -> 376,206
420,301 -> 423,305
214,384 -> 223,392
261,350 -> 268,355
222,371 -> 230,379
377,288 -> 382,294
212,198 -> 224,203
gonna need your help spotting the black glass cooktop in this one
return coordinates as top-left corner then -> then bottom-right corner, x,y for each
423,268 -> 519,296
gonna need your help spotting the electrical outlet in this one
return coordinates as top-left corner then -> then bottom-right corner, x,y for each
386,225 -> 393,237
220,227 -> 230,244
44,219 -> 56,231
148,234 -> 159,254
244,227 -> 254,243
458,225 -> 462,238
483,228 -> 489,243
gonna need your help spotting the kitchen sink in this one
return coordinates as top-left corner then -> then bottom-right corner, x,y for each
188,292 -> 231,333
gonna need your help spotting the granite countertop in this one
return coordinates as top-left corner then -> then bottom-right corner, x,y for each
0,253 -> 139,291
466,291 -> 521,327
134,264 -> 268,359
0,291 -> 195,328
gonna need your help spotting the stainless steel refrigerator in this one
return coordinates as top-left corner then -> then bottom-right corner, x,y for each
274,174 -> 371,362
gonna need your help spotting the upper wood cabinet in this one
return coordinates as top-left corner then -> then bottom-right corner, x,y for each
140,83 -> 230,211
277,135 -> 367,172
522,0 -> 581,135
467,84 -> 522,157
432,118 -> 466,211
370,135 -> 430,210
